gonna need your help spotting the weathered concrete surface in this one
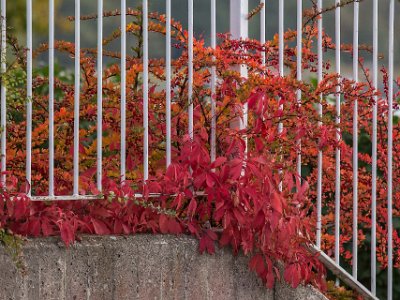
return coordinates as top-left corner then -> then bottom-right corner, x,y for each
0,235 -> 327,300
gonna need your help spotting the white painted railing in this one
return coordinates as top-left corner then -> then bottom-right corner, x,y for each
0,1 -> 398,299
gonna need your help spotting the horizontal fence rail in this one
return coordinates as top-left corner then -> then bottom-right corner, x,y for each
0,0 -> 399,299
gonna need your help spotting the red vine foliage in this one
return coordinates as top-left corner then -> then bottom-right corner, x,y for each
1,6 -> 400,291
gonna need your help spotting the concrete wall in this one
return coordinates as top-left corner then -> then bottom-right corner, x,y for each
0,235 -> 326,300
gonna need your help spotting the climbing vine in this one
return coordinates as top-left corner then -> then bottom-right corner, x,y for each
0,4 -> 399,293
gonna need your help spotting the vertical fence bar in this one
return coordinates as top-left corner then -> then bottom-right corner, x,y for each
260,0 -> 265,66
0,0 -> 5,187
26,0 -> 33,196
97,0 -> 103,192
120,0 -> 126,181
352,0 -> 359,279
259,0 -> 266,142
229,0 -> 248,127
296,0 -> 302,177
316,0 -> 323,250
143,0 -> 149,181
387,1 -> 394,298
371,0 -> 378,295
73,0 -> 81,196
210,0 -> 216,162
49,0 -> 55,196
166,0 -> 172,167
188,0 -> 194,140
334,0 -> 341,279
229,0 -> 248,159
229,0 -> 248,79
278,0 -> 284,192
278,0 -> 284,78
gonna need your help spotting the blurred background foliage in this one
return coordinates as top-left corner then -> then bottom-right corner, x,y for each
5,0 -> 400,70
7,0 -> 64,36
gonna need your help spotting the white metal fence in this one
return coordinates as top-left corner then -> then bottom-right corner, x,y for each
0,0 -> 398,299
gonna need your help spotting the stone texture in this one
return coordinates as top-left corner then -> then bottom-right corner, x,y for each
0,235 -> 327,300
233,255 -> 273,300
274,282 -> 328,300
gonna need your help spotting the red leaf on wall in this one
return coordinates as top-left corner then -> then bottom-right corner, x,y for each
284,264 -> 301,288
91,218 -> 111,235
206,229 -> 218,241
60,222 -> 75,247
113,219 -> 123,234
13,199 -> 27,221
249,254 -> 265,276
168,218 -> 182,234
29,218 -> 41,237
41,217 -> 54,236
159,214 -> 169,234
199,234 -> 215,254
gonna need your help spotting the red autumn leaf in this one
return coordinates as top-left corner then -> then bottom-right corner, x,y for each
232,208 -> 246,225
249,254 -> 265,276
172,193 -> 183,210
230,163 -> 243,180
193,173 -> 206,189
60,222 -> 75,247
113,219 -> 123,234
13,199 -> 27,221
167,218 -> 182,235
199,234 -> 215,254
122,224 -> 131,235
271,192 -> 283,214
248,92 -> 263,110
210,157 -> 227,169
253,210 -> 265,229
254,137 -> 264,152
126,153 -> 135,170
266,268 -> 275,289
205,174 -> 214,188
41,217 -> 54,236
29,218 -> 41,237
166,163 -> 178,180
159,214 -> 169,234
206,229 -> 218,241
91,218 -> 111,235
219,229 -> 231,247
187,198 -> 197,219
92,207 -> 112,218
187,223 -> 199,237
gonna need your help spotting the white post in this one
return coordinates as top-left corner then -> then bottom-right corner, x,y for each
49,0 -> 55,196
188,0 -> 194,140
73,0 -> 81,196
371,0 -> 378,294
334,0 -> 341,286
230,0 -> 248,45
229,0 -> 248,132
143,0 -> 149,181
26,0 -> 33,196
210,0 -> 217,162
387,1 -> 395,298
121,0 -> 126,181
166,0 -> 172,167
96,0 -> 103,192
352,0 -> 359,280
